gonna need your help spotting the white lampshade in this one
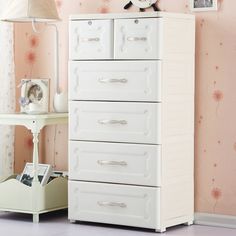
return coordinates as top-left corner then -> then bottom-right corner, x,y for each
1,0 -> 60,22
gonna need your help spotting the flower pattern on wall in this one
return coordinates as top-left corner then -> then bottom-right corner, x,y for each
25,51 -> 36,65
25,50 -> 37,78
211,187 -> 222,212
99,0 -> 110,13
213,90 -> 223,102
29,35 -> 39,48
24,136 -> 33,149
24,34 -> 39,78
212,89 -> 224,114
56,0 -> 63,9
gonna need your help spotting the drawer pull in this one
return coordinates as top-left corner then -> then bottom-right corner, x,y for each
127,36 -> 147,42
98,78 -> 128,84
97,160 -> 127,166
98,119 -> 127,125
97,201 -> 127,208
81,37 -> 100,42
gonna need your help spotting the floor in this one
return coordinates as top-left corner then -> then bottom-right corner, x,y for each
0,211 -> 236,236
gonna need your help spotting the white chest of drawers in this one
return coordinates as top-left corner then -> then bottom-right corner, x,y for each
68,12 -> 195,233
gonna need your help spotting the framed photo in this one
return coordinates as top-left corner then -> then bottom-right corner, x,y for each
19,79 -> 49,114
19,163 -> 52,186
190,0 -> 218,11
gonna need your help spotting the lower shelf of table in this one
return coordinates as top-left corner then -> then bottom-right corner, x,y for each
0,175 -> 68,222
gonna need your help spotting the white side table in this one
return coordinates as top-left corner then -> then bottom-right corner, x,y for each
0,113 -> 68,222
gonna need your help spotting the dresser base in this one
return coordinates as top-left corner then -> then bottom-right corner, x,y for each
68,219 -> 194,234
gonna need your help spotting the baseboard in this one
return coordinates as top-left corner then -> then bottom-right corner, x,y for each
194,213 -> 236,229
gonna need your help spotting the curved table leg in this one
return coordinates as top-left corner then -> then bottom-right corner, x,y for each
32,132 -> 40,183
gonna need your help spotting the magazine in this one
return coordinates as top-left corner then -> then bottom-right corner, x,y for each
19,163 -> 52,186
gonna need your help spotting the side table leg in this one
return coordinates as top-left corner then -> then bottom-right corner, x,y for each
32,131 -> 40,215
32,132 -> 40,182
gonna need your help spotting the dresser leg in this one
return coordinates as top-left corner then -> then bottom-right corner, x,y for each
33,213 -> 39,223
184,221 -> 193,226
155,227 -> 166,233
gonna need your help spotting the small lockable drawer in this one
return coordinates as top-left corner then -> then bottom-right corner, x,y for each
114,18 -> 163,59
69,181 -> 160,229
69,20 -> 113,60
69,101 -> 162,144
69,141 -> 161,186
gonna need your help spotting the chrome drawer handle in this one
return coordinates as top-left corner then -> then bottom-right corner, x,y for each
97,201 -> 127,208
98,119 -> 127,125
98,78 -> 128,84
127,36 -> 147,42
97,160 -> 127,166
81,37 -> 100,42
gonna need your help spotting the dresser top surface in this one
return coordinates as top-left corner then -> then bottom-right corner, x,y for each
69,12 -> 195,21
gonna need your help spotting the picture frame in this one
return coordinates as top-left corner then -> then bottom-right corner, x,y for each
19,163 -> 53,186
190,0 -> 218,12
19,79 -> 49,114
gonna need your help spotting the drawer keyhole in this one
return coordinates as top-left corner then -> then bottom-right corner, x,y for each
134,19 -> 139,24
88,21 -> 92,25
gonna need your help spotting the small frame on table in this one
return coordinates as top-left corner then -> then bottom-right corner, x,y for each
19,79 -> 49,114
190,0 -> 218,11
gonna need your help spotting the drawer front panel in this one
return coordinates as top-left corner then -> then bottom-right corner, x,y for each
114,18 -> 163,59
69,101 -> 161,144
69,181 -> 160,229
69,141 -> 161,186
69,20 -> 113,60
69,61 -> 162,102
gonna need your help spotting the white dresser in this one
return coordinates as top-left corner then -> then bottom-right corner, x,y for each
68,12 -> 195,233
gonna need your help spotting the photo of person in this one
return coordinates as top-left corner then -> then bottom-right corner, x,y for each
190,0 -> 217,11
194,0 -> 213,8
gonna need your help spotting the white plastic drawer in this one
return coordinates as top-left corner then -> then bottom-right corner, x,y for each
69,20 -> 113,60
69,181 -> 160,229
69,61 -> 162,102
114,18 -> 163,59
69,101 -> 161,144
69,141 -> 161,186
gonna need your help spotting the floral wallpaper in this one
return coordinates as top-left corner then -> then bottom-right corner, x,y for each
0,20 -> 15,177
14,0 -> 236,216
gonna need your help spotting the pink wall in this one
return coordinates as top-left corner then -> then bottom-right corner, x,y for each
14,0 -> 236,216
